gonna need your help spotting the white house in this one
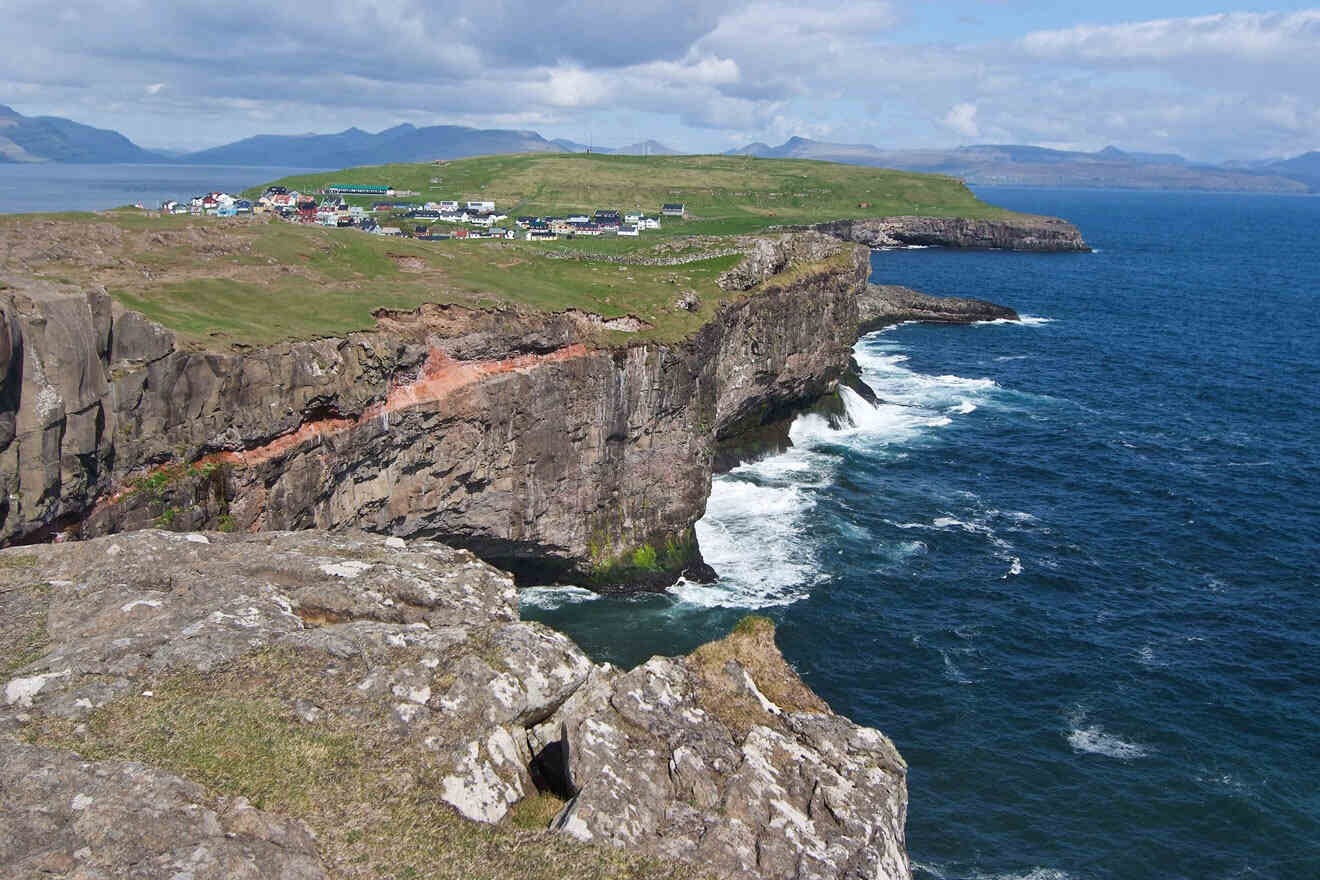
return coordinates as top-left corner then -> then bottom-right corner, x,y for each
466,200 -> 495,212
640,217 -> 661,230
618,224 -> 639,237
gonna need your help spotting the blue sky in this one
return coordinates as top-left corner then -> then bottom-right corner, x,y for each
2,2 -> 1318,160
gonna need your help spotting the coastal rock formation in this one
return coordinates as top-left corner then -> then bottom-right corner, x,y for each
0,530 -> 910,880
857,284 -> 1018,334
814,215 -> 1089,252
0,234 -> 869,587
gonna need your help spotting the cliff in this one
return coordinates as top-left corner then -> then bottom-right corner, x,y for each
813,215 -> 1089,251
0,529 -> 911,880
0,233 -> 869,589
857,284 -> 1018,334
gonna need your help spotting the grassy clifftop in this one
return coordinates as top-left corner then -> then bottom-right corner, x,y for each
248,152 -> 1014,236
3,154 -> 1024,351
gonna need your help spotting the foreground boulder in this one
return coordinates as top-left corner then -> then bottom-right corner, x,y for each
1,531 -> 909,880
0,742 -> 326,879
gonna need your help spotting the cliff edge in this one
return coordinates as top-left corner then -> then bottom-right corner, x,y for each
1,530 -> 910,880
0,233 -> 868,589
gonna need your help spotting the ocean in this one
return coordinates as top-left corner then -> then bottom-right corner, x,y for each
523,188 -> 1320,879
0,163 -> 326,214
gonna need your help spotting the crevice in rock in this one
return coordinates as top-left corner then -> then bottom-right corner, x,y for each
528,739 -> 575,800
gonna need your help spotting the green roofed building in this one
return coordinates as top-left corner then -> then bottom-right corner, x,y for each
326,184 -> 391,195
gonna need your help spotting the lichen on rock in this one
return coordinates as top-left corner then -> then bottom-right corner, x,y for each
1,531 -> 910,880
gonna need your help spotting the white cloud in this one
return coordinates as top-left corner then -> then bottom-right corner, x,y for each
1018,10 -> 1320,65
941,102 -> 979,137
2,3 -> 1319,159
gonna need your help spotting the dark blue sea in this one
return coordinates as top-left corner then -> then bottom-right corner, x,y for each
524,188 -> 1320,880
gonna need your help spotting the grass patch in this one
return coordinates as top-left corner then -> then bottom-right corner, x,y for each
689,617 -> 829,735
0,579 -> 52,680
30,649 -> 704,880
507,792 -> 569,831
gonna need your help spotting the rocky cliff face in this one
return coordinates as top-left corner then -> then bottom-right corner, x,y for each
0,234 -> 869,588
814,215 -> 1089,252
1,530 -> 910,880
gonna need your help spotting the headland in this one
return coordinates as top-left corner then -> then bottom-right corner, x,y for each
0,152 -> 1087,879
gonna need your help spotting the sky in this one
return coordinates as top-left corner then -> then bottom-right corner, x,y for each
2,1 -> 1318,161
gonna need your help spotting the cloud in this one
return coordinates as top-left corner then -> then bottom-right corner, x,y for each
1,3 -> 1318,159
1018,10 -> 1320,66
941,102 -> 979,137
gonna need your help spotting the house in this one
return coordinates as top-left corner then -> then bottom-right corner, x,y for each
374,226 -> 404,237
624,212 -> 641,223
566,215 -> 589,224
640,216 -> 661,230
235,200 -> 253,213
526,229 -> 557,241
594,209 -> 621,227
326,184 -> 391,196
662,203 -> 685,216
466,200 -> 495,212
617,224 -> 639,237
438,200 -> 460,212
216,205 -> 237,218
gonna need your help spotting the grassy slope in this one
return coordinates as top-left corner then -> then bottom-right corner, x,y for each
247,152 -> 1012,236
3,154 -> 1020,350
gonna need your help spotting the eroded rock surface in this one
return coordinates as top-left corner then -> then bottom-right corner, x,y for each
1,531 -> 909,880
538,621 -> 909,880
0,742 -> 326,880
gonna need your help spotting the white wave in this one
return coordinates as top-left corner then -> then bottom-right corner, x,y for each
686,335 -> 1014,607
1018,315 -> 1054,325
941,649 -> 973,684
1004,557 -> 1023,577
518,585 -> 600,611
973,870 -> 1076,880
994,354 -> 1031,361
1067,725 -> 1150,760
678,474 -> 821,609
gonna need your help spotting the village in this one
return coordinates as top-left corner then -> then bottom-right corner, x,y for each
159,182 -> 685,242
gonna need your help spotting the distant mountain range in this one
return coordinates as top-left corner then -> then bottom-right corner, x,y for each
0,104 -> 163,163
2,104 -> 1316,193
726,137 -> 1316,194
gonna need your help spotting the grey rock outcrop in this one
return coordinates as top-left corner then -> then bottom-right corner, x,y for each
0,742 -> 327,880
539,621 -> 910,880
857,284 -> 1018,334
1,531 -> 910,880
814,215 -> 1089,252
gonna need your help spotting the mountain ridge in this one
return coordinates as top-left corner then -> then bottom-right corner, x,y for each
2,104 -> 1315,193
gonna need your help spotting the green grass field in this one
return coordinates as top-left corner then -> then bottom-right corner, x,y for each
3,153 -> 1024,350
246,152 -> 1014,237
